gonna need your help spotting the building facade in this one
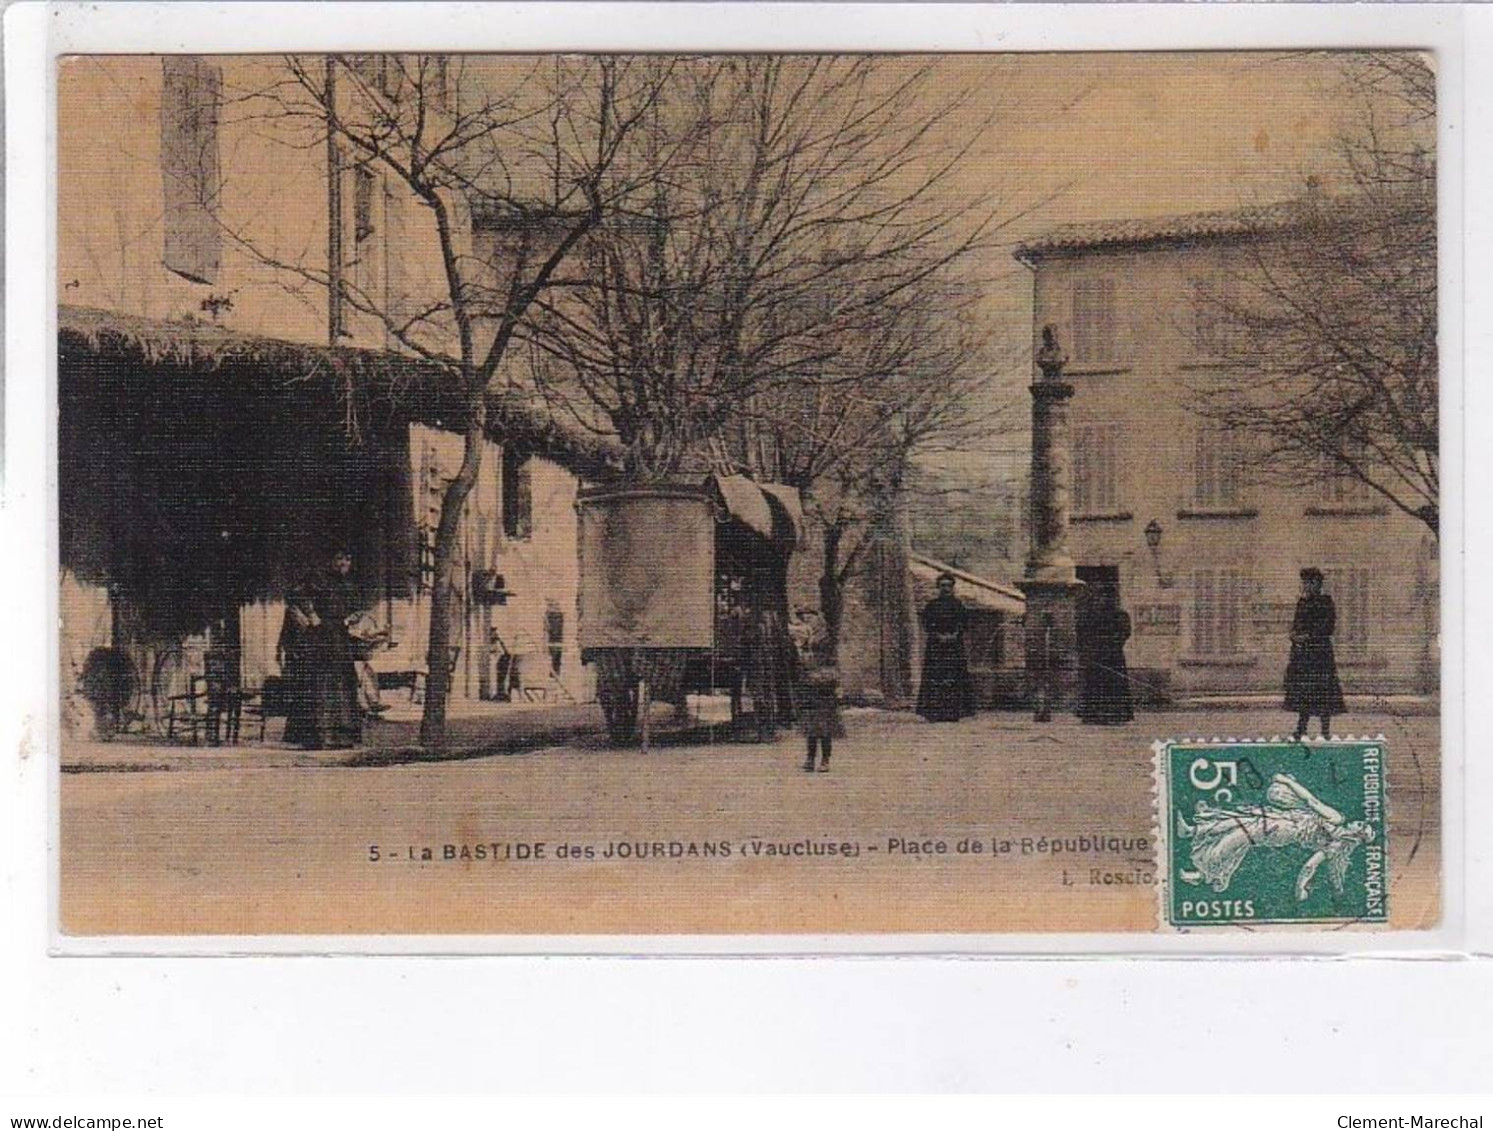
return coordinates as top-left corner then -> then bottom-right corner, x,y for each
58,56 -> 604,736
1016,207 -> 1438,700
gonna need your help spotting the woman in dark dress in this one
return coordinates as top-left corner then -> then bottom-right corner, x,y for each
1078,582 -> 1135,725
300,548 -> 363,750
276,591 -> 317,747
1284,567 -> 1345,739
916,573 -> 976,722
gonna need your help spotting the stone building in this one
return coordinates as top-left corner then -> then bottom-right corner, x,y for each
1015,205 -> 1438,700
57,56 -> 610,735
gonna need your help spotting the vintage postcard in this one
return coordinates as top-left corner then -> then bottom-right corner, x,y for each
55,49 -> 1443,941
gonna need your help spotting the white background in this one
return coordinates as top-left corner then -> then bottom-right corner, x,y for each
3,2 -> 1491,1097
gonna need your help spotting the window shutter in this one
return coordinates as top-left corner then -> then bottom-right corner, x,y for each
354,166 -> 377,244
1102,425 -> 1119,509
1192,570 -> 1212,656
1195,431 -> 1214,506
1073,427 -> 1091,513
160,56 -> 222,285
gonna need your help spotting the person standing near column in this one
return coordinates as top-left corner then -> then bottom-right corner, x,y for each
916,573 -> 976,722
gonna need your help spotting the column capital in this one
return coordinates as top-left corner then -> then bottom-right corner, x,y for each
1029,380 -> 1075,402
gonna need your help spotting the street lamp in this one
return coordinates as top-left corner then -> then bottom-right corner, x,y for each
1145,519 -> 1174,589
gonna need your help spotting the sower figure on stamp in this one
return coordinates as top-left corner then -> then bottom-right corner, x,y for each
916,573 -> 976,722
790,605 -> 844,773
1284,567 -> 1345,739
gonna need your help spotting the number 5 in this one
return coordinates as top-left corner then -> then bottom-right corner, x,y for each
1189,758 -> 1239,791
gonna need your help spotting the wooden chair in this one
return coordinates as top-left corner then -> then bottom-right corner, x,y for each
240,674 -> 280,742
167,649 -> 254,745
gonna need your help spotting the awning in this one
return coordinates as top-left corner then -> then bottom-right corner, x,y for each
759,483 -> 806,548
58,304 -> 624,481
909,552 -> 1026,615
710,475 -> 803,548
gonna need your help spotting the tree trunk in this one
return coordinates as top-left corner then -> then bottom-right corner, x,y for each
419,403 -> 486,750
876,478 -> 917,705
819,524 -> 844,665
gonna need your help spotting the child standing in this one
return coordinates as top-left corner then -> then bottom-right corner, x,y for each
791,606 -> 845,773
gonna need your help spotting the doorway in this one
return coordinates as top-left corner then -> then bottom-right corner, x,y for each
1075,565 -> 1120,652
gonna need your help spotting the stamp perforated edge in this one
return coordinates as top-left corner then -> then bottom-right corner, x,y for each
1151,734 -> 1391,933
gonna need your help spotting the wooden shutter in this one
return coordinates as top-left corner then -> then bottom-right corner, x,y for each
160,56 -> 222,285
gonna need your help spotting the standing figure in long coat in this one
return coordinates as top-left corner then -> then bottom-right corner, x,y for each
276,591 -> 318,747
1078,582 -> 1135,725
1284,567 -> 1345,739
916,573 -> 976,722
300,548 -> 364,750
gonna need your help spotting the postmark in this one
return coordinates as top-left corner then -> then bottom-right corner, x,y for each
1154,738 -> 1389,928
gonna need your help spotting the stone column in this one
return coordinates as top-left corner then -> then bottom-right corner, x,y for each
1020,325 -> 1083,713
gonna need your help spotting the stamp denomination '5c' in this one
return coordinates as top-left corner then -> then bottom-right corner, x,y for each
1155,739 -> 1389,928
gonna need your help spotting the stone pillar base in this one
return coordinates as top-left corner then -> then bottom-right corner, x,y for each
1019,578 -> 1083,714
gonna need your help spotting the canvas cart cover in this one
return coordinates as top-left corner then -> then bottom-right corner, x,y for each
577,487 -> 715,649
713,475 -> 804,548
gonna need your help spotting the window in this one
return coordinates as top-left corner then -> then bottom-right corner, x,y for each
1073,424 -> 1120,514
429,54 -> 450,108
1191,567 -> 1248,657
545,601 -> 565,677
501,447 -> 533,540
1071,277 -> 1118,365
160,56 -> 222,285
1318,453 -> 1374,507
1191,266 -> 1235,356
1322,567 -> 1372,655
346,54 -> 397,95
353,165 -> 377,245
1193,426 -> 1244,508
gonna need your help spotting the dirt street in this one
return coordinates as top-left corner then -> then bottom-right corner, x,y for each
59,708 -> 1440,936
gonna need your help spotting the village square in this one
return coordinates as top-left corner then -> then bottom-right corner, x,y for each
54,52 -> 1439,934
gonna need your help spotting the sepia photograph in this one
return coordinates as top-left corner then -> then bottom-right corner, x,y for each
54,48 -> 1441,938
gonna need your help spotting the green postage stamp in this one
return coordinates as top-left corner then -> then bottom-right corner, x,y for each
1155,738 -> 1389,928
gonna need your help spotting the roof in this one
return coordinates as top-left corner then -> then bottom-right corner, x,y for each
1013,198 -> 1313,263
58,304 -> 623,480
908,552 -> 1026,615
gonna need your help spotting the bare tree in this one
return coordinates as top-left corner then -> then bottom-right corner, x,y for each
236,55 -> 676,748
517,56 -> 1031,684
520,57 -> 1027,482
753,280 -> 1016,667
1193,52 -> 1437,536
